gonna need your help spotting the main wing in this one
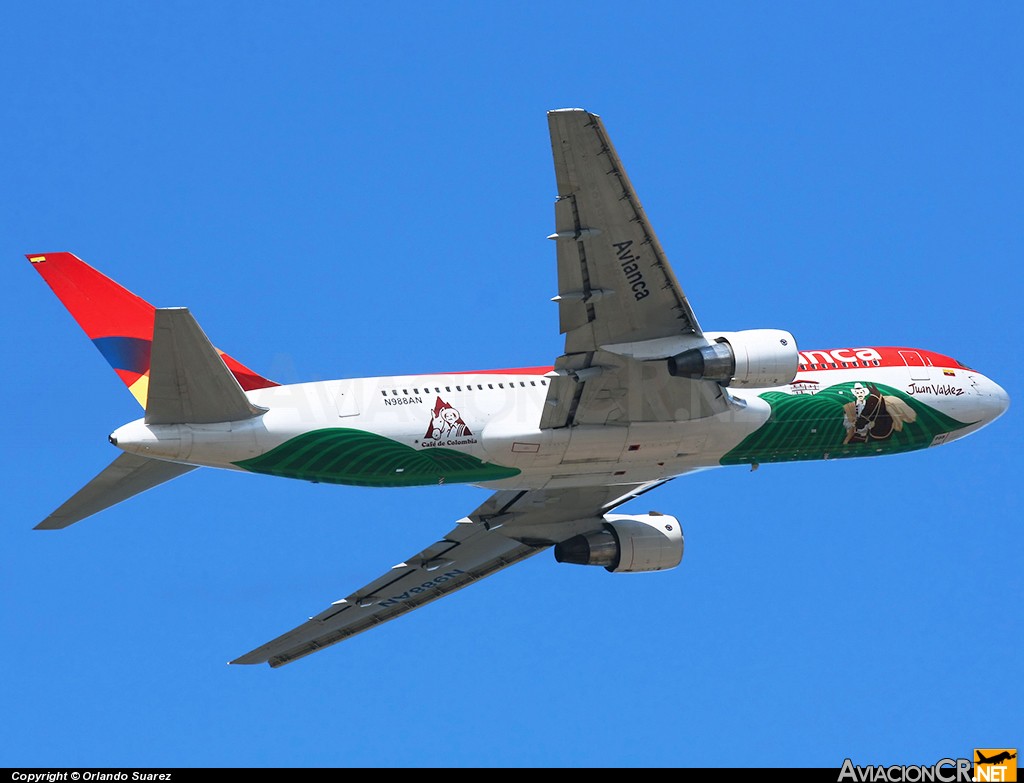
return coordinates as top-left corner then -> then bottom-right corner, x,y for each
541,109 -> 731,428
233,110 -> 708,667
232,481 -> 668,667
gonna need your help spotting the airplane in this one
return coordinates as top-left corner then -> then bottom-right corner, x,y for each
26,108 -> 1009,668
976,752 -> 1017,765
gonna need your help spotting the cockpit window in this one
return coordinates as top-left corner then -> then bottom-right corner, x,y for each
955,358 -> 976,371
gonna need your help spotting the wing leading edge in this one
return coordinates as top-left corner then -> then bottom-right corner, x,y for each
232,481 -> 669,667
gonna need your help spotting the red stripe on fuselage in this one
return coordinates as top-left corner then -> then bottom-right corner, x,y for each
432,348 -> 965,380
435,366 -> 553,376
796,346 -> 962,372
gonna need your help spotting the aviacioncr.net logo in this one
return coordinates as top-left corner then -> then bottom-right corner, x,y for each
974,750 -> 1017,782
838,758 -> 973,782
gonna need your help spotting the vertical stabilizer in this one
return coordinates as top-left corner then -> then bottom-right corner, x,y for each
26,253 -> 277,407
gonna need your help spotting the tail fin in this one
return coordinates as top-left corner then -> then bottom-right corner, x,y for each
26,252 -> 277,407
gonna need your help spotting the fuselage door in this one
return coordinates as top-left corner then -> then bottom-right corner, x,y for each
899,350 -> 931,381
335,381 -> 360,418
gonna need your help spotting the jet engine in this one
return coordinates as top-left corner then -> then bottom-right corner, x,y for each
553,513 -> 683,573
667,329 -> 798,388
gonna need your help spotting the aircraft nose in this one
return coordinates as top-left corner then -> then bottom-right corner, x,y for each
987,377 -> 1011,420
974,373 -> 1011,424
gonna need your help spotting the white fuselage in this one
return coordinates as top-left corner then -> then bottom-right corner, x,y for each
110,351 -> 1010,492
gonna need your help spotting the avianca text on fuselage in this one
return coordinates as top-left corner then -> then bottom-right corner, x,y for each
799,347 -> 883,367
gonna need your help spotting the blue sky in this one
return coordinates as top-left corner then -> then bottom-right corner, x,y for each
3,2 -> 1020,768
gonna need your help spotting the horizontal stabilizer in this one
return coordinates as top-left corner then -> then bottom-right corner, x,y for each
35,452 -> 197,529
146,308 -> 268,425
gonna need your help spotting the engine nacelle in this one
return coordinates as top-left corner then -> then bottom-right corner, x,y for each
667,328 -> 798,388
553,513 -> 683,573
